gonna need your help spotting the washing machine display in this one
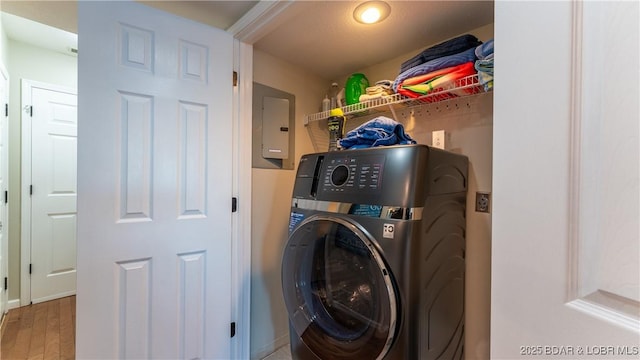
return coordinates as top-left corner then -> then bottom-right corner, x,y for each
282,215 -> 397,360
322,155 -> 385,192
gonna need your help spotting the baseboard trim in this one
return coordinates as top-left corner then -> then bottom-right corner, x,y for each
8,299 -> 20,310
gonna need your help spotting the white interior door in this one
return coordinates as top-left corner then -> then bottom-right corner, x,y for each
0,63 -> 8,318
21,81 -> 77,305
492,1 -> 639,358
76,1 -> 233,358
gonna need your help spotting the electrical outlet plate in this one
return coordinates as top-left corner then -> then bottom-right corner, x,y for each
432,130 -> 445,149
475,192 -> 490,213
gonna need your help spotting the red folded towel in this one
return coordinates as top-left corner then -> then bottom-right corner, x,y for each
397,62 -> 476,99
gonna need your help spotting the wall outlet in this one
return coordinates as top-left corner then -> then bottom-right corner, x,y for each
475,192 -> 491,213
432,130 -> 446,149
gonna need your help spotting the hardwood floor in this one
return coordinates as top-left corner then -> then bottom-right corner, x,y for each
0,296 -> 75,360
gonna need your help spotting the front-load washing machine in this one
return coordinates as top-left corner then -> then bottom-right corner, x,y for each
282,144 -> 468,360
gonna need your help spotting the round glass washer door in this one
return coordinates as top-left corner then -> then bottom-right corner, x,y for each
282,215 -> 399,360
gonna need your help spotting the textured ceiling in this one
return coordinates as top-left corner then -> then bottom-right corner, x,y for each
0,0 -> 259,32
252,1 -> 494,79
1,0 -> 78,34
140,1 -> 259,30
1,1 -> 494,80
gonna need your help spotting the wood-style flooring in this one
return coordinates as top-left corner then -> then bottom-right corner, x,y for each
0,296 -> 75,360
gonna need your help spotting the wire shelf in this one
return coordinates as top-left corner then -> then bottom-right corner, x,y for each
304,74 -> 491,153
304,74 -> 487,124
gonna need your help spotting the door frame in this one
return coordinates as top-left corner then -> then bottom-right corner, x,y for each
20,79 -> 77,306
229,3 -> 294,357
232,39 -> 253,359
0,61 -> 9,318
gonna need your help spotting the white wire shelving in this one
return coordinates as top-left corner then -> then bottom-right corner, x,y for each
304,74 -> 492,152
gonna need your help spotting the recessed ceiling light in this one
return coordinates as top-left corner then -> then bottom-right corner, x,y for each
353,1 -> 391,24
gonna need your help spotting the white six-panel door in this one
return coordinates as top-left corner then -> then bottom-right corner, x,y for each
21,81 -> 78,305
77,1 -> 233,358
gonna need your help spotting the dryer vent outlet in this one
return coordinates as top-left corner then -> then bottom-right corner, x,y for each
475,192 -> 490,213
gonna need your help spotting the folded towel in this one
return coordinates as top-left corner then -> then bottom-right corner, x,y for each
475,39 -> 494,59
400,34 -> 482,73
475,58 -> 494,91
374,79 -> 394,88
475,59 -> 493,74
393,47 -> 478,92
339,116 -> 416,149
359,93 -> 393,102
365,84 -> 393,96
397,62 -> 477,98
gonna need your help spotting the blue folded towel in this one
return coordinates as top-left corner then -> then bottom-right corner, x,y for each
339,116 -> 416,149
475,39 -> 494,59
474,39 -> 494,91
475,58 -> 494,91
400,34 -> 482,74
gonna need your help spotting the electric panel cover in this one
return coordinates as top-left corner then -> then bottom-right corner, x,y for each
262,96 -> 289,159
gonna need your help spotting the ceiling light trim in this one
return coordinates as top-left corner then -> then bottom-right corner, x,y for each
353,1 -> 391,25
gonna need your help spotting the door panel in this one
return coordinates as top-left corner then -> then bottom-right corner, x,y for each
30,85 -> 77,304
492,1 -> 639,357
0,64 -> 8,317
77,1 -> 233,358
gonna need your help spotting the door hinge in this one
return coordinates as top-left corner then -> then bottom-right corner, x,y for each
233,71 -> 238,87
30,185 -> 33,196
230,322 -> 236,338
29,263 -> 32,274
232,197 -> 238,213
4,190 -> 7,204
4,103 -> 7,117
4,277 -> 7,291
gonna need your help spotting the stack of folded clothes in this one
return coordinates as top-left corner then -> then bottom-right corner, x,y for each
397,62 -> 476,99
339,116 -> 416,149
393,34 -> 487,100
475,39 -> 494,91
359,80 -> 394,102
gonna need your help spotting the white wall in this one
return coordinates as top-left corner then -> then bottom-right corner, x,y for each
250,49 -> 326,359
6,39 -> 77,301
0,16 -> 8,66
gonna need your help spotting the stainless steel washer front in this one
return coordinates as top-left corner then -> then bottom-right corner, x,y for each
282,215 -> 398,360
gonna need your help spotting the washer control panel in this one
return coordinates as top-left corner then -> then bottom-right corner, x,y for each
322,154 -> 385,193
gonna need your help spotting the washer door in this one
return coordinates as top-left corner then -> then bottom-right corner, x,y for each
282,215 -> 398,360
